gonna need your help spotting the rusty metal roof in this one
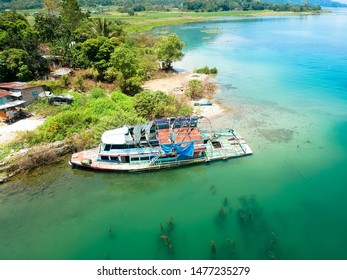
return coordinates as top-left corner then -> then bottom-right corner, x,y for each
0,82 -> 41,90
0,100 -> 26,110
0,89 -> 11,98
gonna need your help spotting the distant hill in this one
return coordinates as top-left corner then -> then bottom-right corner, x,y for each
0,0 -> 43,11
1,0 -> 346,11
260,0 -> 347,7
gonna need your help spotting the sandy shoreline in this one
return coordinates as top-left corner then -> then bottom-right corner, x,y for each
143,71 -> 226,120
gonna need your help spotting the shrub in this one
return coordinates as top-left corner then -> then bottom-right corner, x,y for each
194,66 -> 218,74
111,91 -> 134,111
134,90 -> 193,119
186,79 -> 204,99
90,87 -> 106,99
75,76 -> 84,92
60,74 -> 70,87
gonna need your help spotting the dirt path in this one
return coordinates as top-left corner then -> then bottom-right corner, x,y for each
0,117 -> 45,145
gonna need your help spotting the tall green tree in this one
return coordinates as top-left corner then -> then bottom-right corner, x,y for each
44,0 -> 59,15
110,45 -> 145,95
87,18 -> 125,39
156,34 -> 184,70
34,13 -> 66,44
0,48 -> 33,82
72,36 -> 117,76
0,11 -> 43,81
59,0 -> 88,32
0,11 -> 39,54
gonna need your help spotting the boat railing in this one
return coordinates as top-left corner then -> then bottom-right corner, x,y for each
149,155 -> 159,166
151,156 -> 205,168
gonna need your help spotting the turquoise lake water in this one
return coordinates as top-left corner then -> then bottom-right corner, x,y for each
1,9 -> 347,260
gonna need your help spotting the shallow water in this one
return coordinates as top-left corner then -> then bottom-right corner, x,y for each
1,9 -> 347,260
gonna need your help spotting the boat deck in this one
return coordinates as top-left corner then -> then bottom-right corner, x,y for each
204,137 -> 252,161
157,127 -> 203,144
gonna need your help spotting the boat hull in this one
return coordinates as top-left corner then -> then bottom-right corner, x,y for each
69,130 -> 253,172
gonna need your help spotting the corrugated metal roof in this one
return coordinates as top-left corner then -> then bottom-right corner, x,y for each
0,100 -> 26,110
0,82 -> 41,90
0,89 -> 11,98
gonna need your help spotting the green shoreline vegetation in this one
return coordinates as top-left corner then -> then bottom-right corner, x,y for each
21,9 -> 326,33
0,0 -> 324,182
117,10 -> 325,34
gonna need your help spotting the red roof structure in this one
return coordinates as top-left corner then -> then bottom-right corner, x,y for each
0,82 -> 38,90
0,89 -> 11,98
157,127 -> 204,145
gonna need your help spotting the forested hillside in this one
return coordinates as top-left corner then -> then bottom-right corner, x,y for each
262,0 -> 346,7
1,0 -> 336,12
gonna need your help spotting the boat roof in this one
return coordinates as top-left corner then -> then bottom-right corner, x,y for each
100,117 -> 204,146
101,126 -> 130,144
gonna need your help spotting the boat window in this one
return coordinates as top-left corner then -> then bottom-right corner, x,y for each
111,144 -> 126,149
110,144 -> 136,149
131,157 -> 139,162
141,156 -> 150,161
110,156 -> 119,161
104,144 -> 111,151
101,156 -> 109,160
121,156 -> 130,163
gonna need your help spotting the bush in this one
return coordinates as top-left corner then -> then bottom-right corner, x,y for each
111,91 -> 134,112
24,110 -> 96,144
60,74 -> 70,87
186,79 -> 204,99
85,97 -> 118,115
194,66 -> 218,74
45,79 -> 65,94
90,87 -> 106,99
134,90 -> 193,119
75,76 -> 84,92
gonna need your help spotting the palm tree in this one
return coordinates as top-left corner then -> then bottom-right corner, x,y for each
88,18 -> 125,38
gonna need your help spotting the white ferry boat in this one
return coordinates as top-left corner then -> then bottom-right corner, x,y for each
69,116 -> 252,171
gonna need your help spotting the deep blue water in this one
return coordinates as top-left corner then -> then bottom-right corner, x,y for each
1,9 -> 347,260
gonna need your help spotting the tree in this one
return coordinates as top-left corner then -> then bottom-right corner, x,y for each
0,11 -> 43,81
87,18 -> 125,39
110,45 -> 145,95
133,90 -> 192,119
0,11 -> 39,54
156,34 -> 184,70
0,48 -> 33,82
134,90 -> 172,119
72,36 -> 117,76
59,0 -> 88,32
34,13 -> 66,44
44,0 -> 59,15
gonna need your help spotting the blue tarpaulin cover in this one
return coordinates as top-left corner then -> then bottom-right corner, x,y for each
161,142 -> 194,159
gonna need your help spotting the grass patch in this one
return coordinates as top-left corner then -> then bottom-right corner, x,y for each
89,10 -> 324,33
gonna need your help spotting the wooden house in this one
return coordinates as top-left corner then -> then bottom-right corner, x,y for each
0,82 -> 45,105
